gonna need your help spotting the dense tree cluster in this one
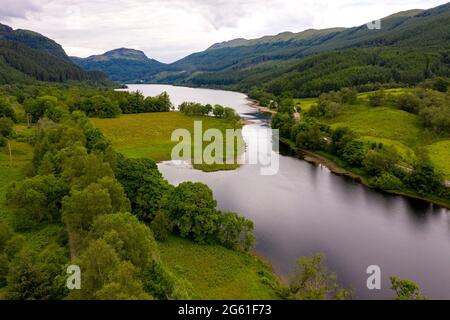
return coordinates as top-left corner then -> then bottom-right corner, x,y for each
179,102 -> 241,123
165,182 -> 255,250
68,90 -> 172,118
0,85 -> 174,122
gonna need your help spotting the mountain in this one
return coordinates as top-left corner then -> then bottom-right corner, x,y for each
0,22 -> 110,85
146,2 -> 450,96
70,2 -> 450,94
71,48 -> 168,83
0,23 -> 70,61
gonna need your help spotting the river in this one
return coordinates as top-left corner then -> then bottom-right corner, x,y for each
125,84 -> 450,300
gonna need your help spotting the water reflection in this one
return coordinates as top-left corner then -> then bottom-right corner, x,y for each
126,84 -> 450,300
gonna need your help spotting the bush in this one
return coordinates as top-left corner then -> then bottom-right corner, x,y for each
0,98 -> 16,122
150,211 -> 173,242
432,77 -> 449,93
368,91 -> 386,107
372,172 -> 404,191
308,97 -> 342,119
363,146 -> 399,176
217,212 -> 255,251
7,175 -> 69,230
395,93 -> 422,114
142,261 -> 192,300
0,117 -> 14,137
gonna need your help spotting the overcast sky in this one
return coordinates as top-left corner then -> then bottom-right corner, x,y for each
0,0 -> 448,63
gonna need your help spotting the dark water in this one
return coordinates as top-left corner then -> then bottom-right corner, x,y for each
126,84 -> 450,300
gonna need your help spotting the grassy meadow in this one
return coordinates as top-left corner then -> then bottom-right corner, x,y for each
297,89 -> 450,178
0,129 -> 34,221
159,236 -> 281,300
92,112 -> 244,171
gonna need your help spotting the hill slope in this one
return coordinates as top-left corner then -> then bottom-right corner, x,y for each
160,3 -> 450,96
0,22 -> 110,85
71,2 -> 450,92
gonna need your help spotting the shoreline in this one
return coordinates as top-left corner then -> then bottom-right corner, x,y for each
286,143 -> 450,211
245,98 -> 450,211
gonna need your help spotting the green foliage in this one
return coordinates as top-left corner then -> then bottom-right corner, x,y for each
307,89 -> 356,119
159,236 -> 281,300
432,77 -> 449,92
0,98 -> 16,121
288,254 -> 352,300
395,92 -> 422,114
180,102 -> 213,116
94,261 -> 152,300
116,156 -> 170,222
70,239 -> 120,299
0,117 -> 13,137
217,212 -> 255,251
363,146 -> 399,176
372,172 -> 404,191
405,161 -> 443,196
142,260 -> 192,300
5,243 -> 68,300
0,39 -> 108,85
6,175 -> 68,230
368,90 -> 386,107
165,182 -> 255,250
166,182 -> 218,243
292,120 -> 327,151
212,104 -> 224,117
390,276 -> 428,300
88,212 -> 159,270
272,112 -> 295,139
62,183 -> 114,243
150,211 -> 174,242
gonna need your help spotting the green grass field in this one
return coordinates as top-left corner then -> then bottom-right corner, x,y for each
0,135 -> 33,221
159,236 -> 281,300
297,90 -> 450,178
427,141 -> 450,180
92,112 -> 244,171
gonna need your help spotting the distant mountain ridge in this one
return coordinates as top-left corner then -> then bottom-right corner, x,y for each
71,48 -> 168,83
71,2 -> 450,90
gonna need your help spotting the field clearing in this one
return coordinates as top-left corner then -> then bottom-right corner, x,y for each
92,112 -> 244,170
294,98 -> 316,112
359,136 -> 417,164
327,106 -> 424,146
297,89 -> 449,178
427,141 -> 450,179
159,236 -> 281,300
0,139 -> 32,221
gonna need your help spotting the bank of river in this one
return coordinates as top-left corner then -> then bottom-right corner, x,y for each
125,84 -> 450,300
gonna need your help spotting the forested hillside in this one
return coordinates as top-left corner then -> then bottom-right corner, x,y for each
0,23 -> 110,85
163,3 -> 450,96
77,2 -> 450,96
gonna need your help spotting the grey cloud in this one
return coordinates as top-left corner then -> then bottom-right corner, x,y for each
0,0 -> 42,20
